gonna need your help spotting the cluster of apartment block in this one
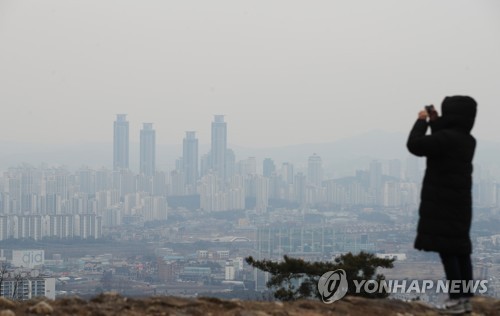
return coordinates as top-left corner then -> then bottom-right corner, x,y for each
0,214 -> 101,240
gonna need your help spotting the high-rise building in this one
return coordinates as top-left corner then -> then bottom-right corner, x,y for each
200,154 -> 211,178
113,114 -> 129,170
153,171 -> 167,196
0,276 -> 56,300
78,167 -> 95,194
170,170 -> 185,196
307,153 -> 323,187
75,213 -> 102,239
238,157 -> 257,176
405,155 -> 421,182
183,131 -> 198,188
142,196 -> 168,222
263,158 -> 276,178
211,115 -> 227,182
294,172 -> 306,205
388,159 -> 402,179
369,160 -> 383,205
255,175 -> 269,213
95,168 -> 112,192
49,214 -> 74,238
225,149 -> 236,180
140,123 -> 156,176
281,162 -> 294,185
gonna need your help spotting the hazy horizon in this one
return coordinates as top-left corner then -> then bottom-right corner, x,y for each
1,1 -> 499,148
2,130 -> 500,179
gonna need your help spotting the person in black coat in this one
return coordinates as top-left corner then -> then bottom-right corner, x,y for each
407,95 -> 477,313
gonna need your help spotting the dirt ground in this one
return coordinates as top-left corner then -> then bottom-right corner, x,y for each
0,293 -> 499,316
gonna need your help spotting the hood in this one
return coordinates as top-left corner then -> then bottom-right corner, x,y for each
440,95 -> 477,133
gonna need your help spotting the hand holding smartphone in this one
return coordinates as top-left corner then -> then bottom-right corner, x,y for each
425,105 -> 438,121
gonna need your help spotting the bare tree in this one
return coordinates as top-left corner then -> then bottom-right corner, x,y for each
11,270 -> 28,300
0,262 -> 8,297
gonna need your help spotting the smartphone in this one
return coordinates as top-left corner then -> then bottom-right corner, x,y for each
425,105 -> 434,115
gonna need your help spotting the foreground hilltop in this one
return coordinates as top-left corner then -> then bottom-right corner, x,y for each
0,294 -> 499,316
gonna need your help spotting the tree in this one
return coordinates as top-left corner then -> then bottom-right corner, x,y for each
245,251 -> 395,301
0,262 -> 8,297
12,271 -> 24,300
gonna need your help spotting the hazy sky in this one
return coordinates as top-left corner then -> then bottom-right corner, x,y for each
1,1 -> 499,147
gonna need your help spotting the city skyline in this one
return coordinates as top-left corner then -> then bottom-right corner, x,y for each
108,114 -> 413,178
3,128 -> 500,180
1,2 -> 499,147
100,113 -> 499,183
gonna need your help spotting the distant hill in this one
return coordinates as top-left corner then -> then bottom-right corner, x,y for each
233,130 -> 408,176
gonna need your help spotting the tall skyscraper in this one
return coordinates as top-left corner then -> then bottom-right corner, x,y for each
140,123 -> 156,176
113,114 -> 129,170
183,131 -> 198,188
211,115 -> 227,181
307,153 -> 323,187
263,158 -> 276,178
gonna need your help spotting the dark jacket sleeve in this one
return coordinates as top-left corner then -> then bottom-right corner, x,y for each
407,119 -> 443,157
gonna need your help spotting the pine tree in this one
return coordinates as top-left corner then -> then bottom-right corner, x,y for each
246,251 -> 395,301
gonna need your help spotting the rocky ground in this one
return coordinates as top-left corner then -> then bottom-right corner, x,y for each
0,293 -> 499,316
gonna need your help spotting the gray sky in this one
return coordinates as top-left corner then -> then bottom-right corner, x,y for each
1,0 -> 499,148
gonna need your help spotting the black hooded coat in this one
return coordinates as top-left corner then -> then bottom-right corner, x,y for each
407,96 -> 477,254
